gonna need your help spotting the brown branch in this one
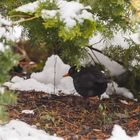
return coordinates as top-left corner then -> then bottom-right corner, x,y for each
12,16 -> 37,25
86,45 -> 103,54
89,38 -> 104,46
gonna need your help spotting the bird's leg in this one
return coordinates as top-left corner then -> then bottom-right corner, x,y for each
89,96 -> 100,103
84,97 -> 96,108
98,95 -> 101,100
82,97 -> 92,111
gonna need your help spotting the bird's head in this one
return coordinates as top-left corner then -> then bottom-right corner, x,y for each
63,66 -> 79,78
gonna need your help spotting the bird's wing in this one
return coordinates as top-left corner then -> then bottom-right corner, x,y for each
74,71 -> 107,88
94,74 -> 107,83
73,73 -> 97,88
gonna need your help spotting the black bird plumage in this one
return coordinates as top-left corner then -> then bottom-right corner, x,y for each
65,65 -> 108,98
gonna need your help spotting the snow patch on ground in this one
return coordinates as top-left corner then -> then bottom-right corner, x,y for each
106,82 -> 137,101
22,110 -> 34,115
107,125 -> 140,140
11,76 -> 24,83
4,55 -> 77,95
100,81 -> 136,101
0,119 -> 140,140
0,120 -> 63,140
5,78 -> 55,93
4,55 -> 136,100
31,55 -> 70,85
100,92 -> 110,100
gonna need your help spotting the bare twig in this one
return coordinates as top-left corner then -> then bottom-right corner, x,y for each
89,38 -> 104,46
54,56 -> 57,94
13,16 -> 37,25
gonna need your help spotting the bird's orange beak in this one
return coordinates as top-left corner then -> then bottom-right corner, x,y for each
63,73 -> 69,77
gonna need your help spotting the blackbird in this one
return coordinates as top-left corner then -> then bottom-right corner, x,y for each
63,65 -> 108,98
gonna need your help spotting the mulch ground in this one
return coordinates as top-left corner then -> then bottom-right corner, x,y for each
8,91 -> 140,140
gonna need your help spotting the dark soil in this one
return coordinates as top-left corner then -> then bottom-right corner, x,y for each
8,91 -> 140,140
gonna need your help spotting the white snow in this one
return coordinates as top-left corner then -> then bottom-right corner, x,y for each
57,76 -> 77,95
0,15 -> 12,26
0,15 -> 9,40
1,119 -> 140,140
100,81 -> 136,100
5,78 -> 55,93
131,58 -> 140,67
80,9 -> 93,20
15,0 -> 93,28
31,55 -> 70,85
4,55 -> 135,100
11,76 -> 24,83
0,14 -> 23,43
100,92 -> 110,100
0,120 -> 63,140
0,43 -> 5,52
22,110 -> 34,115
89,32 -> 140,50
0,27 -> 6,38
88,31 -> 140,74
57,0 -> 93,27
93,50 -> 126,76
6,26 -> 23,41
15,1 -> 40,13
4,55 -> 77,95
106,82 -> 136,100
107,124 -> 140,140
119,99 -> 129,105
82,48 -> 126,76
115,87 -> 134,99
41,10 -> 58,19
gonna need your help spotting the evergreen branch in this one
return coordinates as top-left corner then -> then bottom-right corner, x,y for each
9,14 -> 32,18
0,104 -> 9,107
124,36 -> 138,45
12,16 -> 37,25
0,16 -> 37,27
